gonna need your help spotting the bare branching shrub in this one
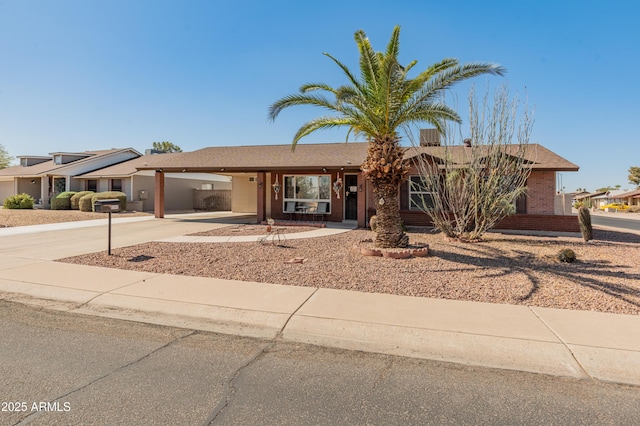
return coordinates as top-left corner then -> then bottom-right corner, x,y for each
409,85 -> 535,241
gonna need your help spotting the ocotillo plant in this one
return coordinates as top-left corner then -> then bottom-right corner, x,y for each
578,206 -> 593,241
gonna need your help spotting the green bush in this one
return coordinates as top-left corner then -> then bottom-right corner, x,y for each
90,191 -> 127,212
51,191 -> 77,210
3,193 -> 35,209
51,198 -> 71,210
56,191 -> 77,199
70,191 -> 94,210
557,248 -> 576,263
79,193 -> 96,212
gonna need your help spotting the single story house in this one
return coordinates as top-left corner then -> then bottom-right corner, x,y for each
0,148 -> 230,212
0,148 -> 141,207
74,155 -> 231,212
617,189 -> 640,207
136,139 -> 581,232
574,190 -> 629,210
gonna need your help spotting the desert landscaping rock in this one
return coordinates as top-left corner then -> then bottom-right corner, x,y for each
61,227 -> 640,315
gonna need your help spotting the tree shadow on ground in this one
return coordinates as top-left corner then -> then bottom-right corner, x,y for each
430,241 -> 640,310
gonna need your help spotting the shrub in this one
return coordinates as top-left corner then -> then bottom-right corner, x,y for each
51,191 -> 77,210
90,191 -> 127,212
70,191 -> 94,210
51,198 -> 71,210
369,215 -> 378,231
79,193 -> 96,212
557,248 -> 576,263
3,193 -> 35,209
626,205 -> 640,213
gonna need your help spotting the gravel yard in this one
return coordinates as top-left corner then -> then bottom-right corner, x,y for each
61,226 -> 640,315
0,208 -> 151,227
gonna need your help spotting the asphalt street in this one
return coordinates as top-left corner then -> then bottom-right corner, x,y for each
2,301 -> 639,425
592,213 -> 640,232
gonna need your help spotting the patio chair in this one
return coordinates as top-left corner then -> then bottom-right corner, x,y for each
284,201 -> 296,221
314,202 -> 329,222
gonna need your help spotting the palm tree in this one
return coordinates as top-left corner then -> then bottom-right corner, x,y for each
269,26 -> 505,248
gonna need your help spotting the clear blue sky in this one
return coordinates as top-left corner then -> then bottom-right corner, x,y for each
1,0 -> 638,193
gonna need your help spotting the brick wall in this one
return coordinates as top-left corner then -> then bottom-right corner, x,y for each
526,170 -> 556,214
398,210 -> 579,232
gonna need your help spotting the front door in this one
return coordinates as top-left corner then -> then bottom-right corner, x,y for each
344,174 -> 358,221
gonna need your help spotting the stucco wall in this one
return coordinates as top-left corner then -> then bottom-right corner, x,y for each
0,180 -> 14,203
17,178 -> 41,201
232,175 -> 257,213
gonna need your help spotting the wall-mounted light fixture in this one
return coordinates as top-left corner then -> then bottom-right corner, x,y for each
359,184 -> 363,192
322,168 -> 327,173
272,174 -> 281,200
30,179 -> 36,184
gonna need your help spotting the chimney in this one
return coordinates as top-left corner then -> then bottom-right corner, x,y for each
463,138 -> 472,147
419,129 -> 441,146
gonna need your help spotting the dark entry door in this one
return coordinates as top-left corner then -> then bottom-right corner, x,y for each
344,174 -> 358,221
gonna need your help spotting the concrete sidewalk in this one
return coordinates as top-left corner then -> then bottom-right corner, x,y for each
0,212 -> 639,387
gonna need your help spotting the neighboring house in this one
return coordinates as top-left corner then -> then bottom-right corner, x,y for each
617,189 -> 640,207
0,148 -> 231,212
74,155 -> 231,212
579,190 -> 629,210
0,149 -> 141,207
137,139 -> 581,232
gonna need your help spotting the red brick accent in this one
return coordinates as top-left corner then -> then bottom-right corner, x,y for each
399,210 -> 579,233
154,170 -> 164,218
526,171 -> 556,214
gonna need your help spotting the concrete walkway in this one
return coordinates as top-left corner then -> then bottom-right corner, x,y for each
0,212 -> 639,386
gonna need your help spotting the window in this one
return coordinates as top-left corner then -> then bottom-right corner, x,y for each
111,179 -> 123,192
409,176 -> 435,210
87,180 -> 98,192
283,175 -> 331,212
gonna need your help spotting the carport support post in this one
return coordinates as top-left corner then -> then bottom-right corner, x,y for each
154,169 -> 165,218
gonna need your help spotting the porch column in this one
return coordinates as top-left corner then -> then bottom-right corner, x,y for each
154,170 -> 165,218
357,173 -> 367,228
256,171 -> 266,224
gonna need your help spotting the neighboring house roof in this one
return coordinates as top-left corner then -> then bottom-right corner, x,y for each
617,188 -> 640,199
573,191 -> 607,200
135,143 -> 371,172
405,144 -> 579,171
136,142 -> 579,173
590,190 -> 628,200
75,155 -> 168,178
0,148 -> 141,178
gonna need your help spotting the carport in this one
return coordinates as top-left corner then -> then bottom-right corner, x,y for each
135,143 -> 371,227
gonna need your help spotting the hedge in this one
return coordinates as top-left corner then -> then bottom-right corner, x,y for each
51,191 -> 77,210
70,191 -> 94,210
91,192 -> 126,211
3,193 -> 35,209
78,191 -> 127,212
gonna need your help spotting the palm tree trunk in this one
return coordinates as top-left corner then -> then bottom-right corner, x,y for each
373,182 -> 409,248
361,134 -> 410,248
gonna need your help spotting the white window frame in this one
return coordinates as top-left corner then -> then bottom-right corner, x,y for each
409,175 -> 436,210
283,174 -> 331,213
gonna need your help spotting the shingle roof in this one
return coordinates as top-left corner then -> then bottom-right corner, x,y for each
74,155 -> 164,178
135,142 -> 578,172
0,149 -> 141,177
617,188 -> 640,198
135,143 -> 370,172
405,144 -> 579,171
